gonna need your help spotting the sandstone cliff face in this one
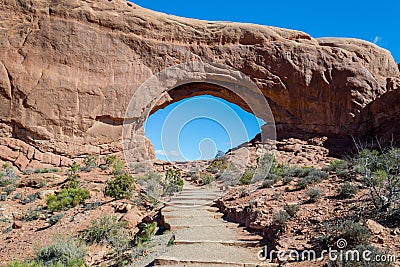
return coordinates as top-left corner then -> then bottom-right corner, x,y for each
0,0 -> 399,168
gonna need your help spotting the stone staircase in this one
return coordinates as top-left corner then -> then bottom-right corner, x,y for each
153,185 -> 277,267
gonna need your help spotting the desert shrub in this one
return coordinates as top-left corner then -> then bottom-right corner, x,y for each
35,236 -> 86,266
282,176 -> 294,185
287,167 -> 304,177
218,164 -> 241,186
201,173 -> 215,185
252,154 -> 275,182
38,180 -> 48,188
262,179 -> 275,188
163,169 -> 184,195
335,221 -> 371,246
215,150 -> 225,159
46,188 -> 90,211
111,158 -> 125,176
186,171 -> 199,182
240,187 -> 250,198
13,193 -> 22,200
21,193 -> 38,205
0,193 -> 7,201
64,174 -> 80,189
265,173 -> 280,183
273,192 -> 282,200
48,213 -> 64,226
353,148 -> 400,217
307,187 -> 323,202
66,162 -> 80,176
328,244 -> 394,267
22,169 -> 34,175
135,222 -> 157,246
23,205 -> 44,222
0,166 -> 18,187
323,159 -> 349,176
5,260 -> 66,267
207,159 -> 227,174
82,155 -> 98,172
284,204 -> 301,217
339,182 -> 359,199
129,162 -> 148,174
4,184 -> 16,195
270,163 -> 289,178
105,155 -> 117,166
104,173 -> 135,200
83,215 -> 131,252
136,172 -> 163,199
272,210 -> 289,230
296,169 -> 328,189
240,168 -> 254,185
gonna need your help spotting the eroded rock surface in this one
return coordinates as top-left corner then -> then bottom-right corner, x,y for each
0,0 -> 399,167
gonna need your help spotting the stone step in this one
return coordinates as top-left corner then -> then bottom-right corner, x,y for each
163,211 -> 224,219
173,240 -> 260,247
173,226 -> 261,245
153,243 -> 276,267
165,199 -> 215,206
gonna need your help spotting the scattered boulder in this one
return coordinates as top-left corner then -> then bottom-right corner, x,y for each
365,219 -> 385,235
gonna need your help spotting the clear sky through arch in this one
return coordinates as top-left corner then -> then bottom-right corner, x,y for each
144,95 -> 265,161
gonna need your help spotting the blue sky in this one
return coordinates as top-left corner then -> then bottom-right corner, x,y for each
138,0 -> 400,161
145,96 -> 264,161
131,0 -> 399,62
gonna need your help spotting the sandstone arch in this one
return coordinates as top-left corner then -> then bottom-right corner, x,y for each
0,0 -> 399,168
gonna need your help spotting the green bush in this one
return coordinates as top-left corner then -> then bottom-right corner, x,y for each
307,187 -> 323,202
64,174 -> 80,189
353,148 -> 400,216
201,173 -> 215,185
136,172 -> 163,199
82,155 -> 98,172
105,155 -> 117,166
23,205 -> 44,222
335,221 -> 371,247
21,193 -> 38,205
323,159 -> 349,176
186,171 -> 199,182
111,158 -> 125,176
262,179 -> 275,188
0,166 -> 18,187
240,168 -> 254,185
135,222 -> 157,246
207,159 -> 227,174
272,210 -> 289,230
46,188 -> 90,211
339,182 -> 358,199
48,213 -> 64,226
38,180 -> 48,188
5,260 -> 66,267
163,169 -> 184,195
35,236 -> 86,266
282,176 -> 294,185
104,173 -> 135,200
83,216 -> 131,253
129,162 -> 148,174
67,162 -> 80,176
328,244 -> 394,267
284,204 -> 301,217
240,187 -> 250,198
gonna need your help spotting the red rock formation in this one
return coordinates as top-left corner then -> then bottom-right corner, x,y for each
0,0 -> 399,167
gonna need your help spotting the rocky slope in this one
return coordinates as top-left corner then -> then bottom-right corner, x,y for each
0,0 -> 399,169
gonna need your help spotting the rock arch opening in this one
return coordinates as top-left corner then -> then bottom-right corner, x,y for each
145,93 -> 266,162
